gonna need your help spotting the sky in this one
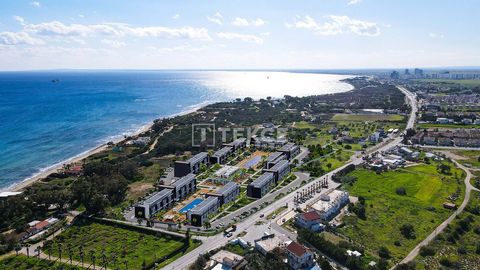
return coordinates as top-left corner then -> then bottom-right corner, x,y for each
0,0 -> 479,71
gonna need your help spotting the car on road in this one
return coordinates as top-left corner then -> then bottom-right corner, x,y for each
259,214 -> 264,218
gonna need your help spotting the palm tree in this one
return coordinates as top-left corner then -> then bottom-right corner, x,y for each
25,243 -> 31,257
14,245 -> 21,256
89,250 -> 96,270
58,243 -> 63,262
101,249 -> 107,270
79,245 -> 85,267
67,243 -> 73,263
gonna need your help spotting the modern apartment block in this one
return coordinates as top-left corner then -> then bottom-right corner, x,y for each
207,181 -> 240,205
158,174 -> 197,202
134,189 -> 174,219
174,152 -> 209,177
265,151 -> 286,169
223,138 -> 247,152
262,159 -> 290,184
278,142 -> 301,160
210,146 -> 233,164
187,196 -> 220,227
247,172 -> 275,199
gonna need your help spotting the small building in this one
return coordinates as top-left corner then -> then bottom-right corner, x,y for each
286,241 -> 316,270
295,211 -> 325,232
443,202 -> 457,210
134,189 -> 174,219
127,136 -> 151,146
214,165 -> 240,179
207,181 -> 240,205
307,190 -> 350,221
207,250 -> 247,270
247,172 -> 275,199
265,151 -> 286,169
278,142 -> 301,160
255,235 -> 285,256
263,159 -> 290,184
211,146 -> 233,164
188,196 -> 220,227
158,174 -> 197,201
174,152 -> 209,177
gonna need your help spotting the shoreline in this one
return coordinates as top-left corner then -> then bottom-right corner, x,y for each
8,100 -> 216,192
5,74 -> 356,192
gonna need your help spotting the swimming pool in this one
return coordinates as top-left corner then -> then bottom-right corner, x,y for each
179,198 -> 203,213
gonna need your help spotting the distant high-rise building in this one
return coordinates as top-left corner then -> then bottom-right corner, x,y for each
390,71 -> 400,79
414,68 -> 424,78
404,69 -> 410,75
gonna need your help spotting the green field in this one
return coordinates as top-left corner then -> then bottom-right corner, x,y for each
414,191 -> 480,269
331,114 -> 405,122
43,220 -> 197,270
0,255 -> 84,270
448,150 -> 480,169
416,79 -> 480,87
418,123 -> 480,129
338,162 -> 465,262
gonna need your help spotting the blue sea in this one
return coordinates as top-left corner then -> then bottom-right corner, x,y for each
0,70 -> 353,190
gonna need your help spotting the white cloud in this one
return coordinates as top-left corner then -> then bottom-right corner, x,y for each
347,0 -> 362,5
78,14 -> 85,18
0,31 -> 44,45
172,14 -> 180,19
232,17 -> 266,27
217,32 -> 264,44
101,39 -> 125,48
13,16 -> 26,25
429,33 -> 444,39
287,15 -> 381,37
30,1 -> 41,7
23,21 -> 211,40
207,12 -> 223,25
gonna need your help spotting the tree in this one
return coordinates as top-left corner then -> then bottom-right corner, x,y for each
378,246 -> 391,259
400,224 -> 416,239
396,187 -> 407,196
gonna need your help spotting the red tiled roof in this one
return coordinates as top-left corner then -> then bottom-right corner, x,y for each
287,241 -> 308,257
302,211 -> 321,221
33,220 -> 49,230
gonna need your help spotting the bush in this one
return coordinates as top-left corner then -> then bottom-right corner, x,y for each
400,224 -> 416,239
378,246 -> 391,259
396,187 -> 407,196
419,246 -> 436,257
439,257 -> 453,267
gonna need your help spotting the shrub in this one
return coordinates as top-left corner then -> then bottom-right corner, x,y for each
400,224 -> 416,239
378,246 -> 391,259
396,187 -> 407,196
419,246 -> 436,257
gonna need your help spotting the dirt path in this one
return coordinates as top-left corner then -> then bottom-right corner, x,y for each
394,158 -> 480,268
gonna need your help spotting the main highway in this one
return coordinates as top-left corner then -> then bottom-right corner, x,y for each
163,85 -> 418,270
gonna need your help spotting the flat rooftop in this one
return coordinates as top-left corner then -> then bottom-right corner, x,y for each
189,196 -> 218,215
140,189 -> 172,206
216,181 -> 239,196
266,151 -> 285,162
213,146 -> 232,157
264,159 -> 289,172
250,172 -> 274,188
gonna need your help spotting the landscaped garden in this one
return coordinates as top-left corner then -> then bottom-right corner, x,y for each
337,161 -> 466,263
43,219 -> 199,270
0,255 -> 84,270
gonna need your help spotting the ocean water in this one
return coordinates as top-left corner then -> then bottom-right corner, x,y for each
0,70 -> 353,190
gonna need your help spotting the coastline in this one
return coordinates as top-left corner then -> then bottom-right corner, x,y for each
5,73 -> 356,192
9,100 -> 217,192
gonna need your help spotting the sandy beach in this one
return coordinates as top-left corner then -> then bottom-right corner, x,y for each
11,122 -> 154,192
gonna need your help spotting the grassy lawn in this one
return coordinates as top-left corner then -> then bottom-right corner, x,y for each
338,162 -> 465,262
294,121 -> 317,130
414,191 -> 480,270
0,255 -> 84,270
331,114 -> 405,122
43,220 -> 194,270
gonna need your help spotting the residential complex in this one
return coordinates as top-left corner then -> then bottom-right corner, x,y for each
187,196 -> 220,227
278,142 -> 301,160
210,146 -> 233,164
265,151 -> 286,169
207,181 -> 240,205
263,159 -> 290,184
247,172 -> 275,199
174,152 -> 209,177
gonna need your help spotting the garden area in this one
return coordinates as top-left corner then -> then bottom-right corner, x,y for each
337,161 -> 466,263
42,219 -> 198,270
0,255 -> 84,270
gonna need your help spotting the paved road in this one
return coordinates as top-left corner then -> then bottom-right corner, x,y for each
163,85 -> 419,270
395,159 -> 480,267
